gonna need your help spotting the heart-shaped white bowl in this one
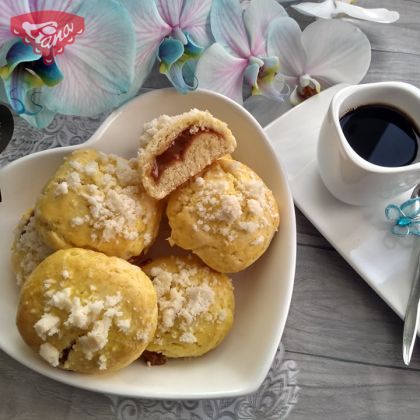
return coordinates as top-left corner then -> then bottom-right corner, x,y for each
0,88 -> 296,399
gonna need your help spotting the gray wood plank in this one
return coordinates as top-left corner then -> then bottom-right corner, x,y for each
0,352 -> 112,420
282,244 -> 420,369
286,351 -> 420,420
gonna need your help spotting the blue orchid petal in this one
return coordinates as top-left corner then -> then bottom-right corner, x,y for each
0,39 -> 62,123
400,198 -> 420,220
165,59 -> 198,94
3,41 -> 40,75
20,98 -> 56,128
120,0 -> 171,100
243,62 -> 259,90
3,65 -> 41,115
0,39 -> 17,66
158,38 -> 184,74
42,0 -> 136,116
29,60 -> 63,87
385,204 -> 404,221
184,32 -> 204,58
211,0 -> 251,58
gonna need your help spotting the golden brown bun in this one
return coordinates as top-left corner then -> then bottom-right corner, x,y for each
142,255 -> 234,358
138,109 -> 237,200
34,149 -> 163,260
166,158 -> 280,273
16,248 -> 158,374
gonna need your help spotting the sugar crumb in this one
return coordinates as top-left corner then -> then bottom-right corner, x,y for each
39,343 -> 60,367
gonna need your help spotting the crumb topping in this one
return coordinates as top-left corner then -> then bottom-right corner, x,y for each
51,152 -> 152,244
13,212 -> 52,286
39,343 -> 60,367
54,182 -> 68,196
34,313 -> 61,340
147,259 -> 216,342
98,354 -> 107,370
182,161 -> 278,245
34,285 -> 136,365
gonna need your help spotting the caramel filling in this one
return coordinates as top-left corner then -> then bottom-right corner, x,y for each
151,128 -> 215,180
141,350 -> 167,365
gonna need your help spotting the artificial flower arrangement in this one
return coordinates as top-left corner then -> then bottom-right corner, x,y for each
0,0 -> 398,129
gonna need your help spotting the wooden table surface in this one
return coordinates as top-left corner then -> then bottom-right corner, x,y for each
1,1 -> 420,419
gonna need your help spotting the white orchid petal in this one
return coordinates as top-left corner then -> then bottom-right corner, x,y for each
196,43 -> 248,104
336,2 -> 399,23
243,0 -> 288,56
267,17 -> 306,78
291,0 -> 337,19
211,0 -> 251,58
302,19 -> 371,86
289,86 -> 303,106
292,0 -> 399,23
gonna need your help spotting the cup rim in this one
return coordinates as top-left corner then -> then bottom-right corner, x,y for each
331,81 -> 420,174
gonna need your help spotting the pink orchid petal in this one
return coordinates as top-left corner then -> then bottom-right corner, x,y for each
120,0 -> 171,98
302,19 -> 371,86
267,17 -> 306,79
196,43 -> 248,104
211,0 -> 251,58
156,0 -> 183,27
0,1 -> 28,47
180,0 -> 212,47
243,0 -> 287,56
43,0 -> 136,115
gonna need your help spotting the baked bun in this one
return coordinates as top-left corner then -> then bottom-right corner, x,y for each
34,149 -> 162,260
16,248 -> 158,374
166,158 -> 280,273
138,109 -> 237,200
11,209 -> 52,287
142,255 -> 234,358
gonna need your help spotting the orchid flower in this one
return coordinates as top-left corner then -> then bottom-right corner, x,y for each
267,17 -> 371,105
120,0 -> 212,96
0,0 -> 135,129
292,0 -> 399,23
196,0 -> 289,105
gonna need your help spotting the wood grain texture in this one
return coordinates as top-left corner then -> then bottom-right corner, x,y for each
285,351 -> 420,420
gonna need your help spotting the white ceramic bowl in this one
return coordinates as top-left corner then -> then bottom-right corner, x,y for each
0,89 -> 296,399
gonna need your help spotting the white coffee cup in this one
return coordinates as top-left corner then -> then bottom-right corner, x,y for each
317,82 -> 420,206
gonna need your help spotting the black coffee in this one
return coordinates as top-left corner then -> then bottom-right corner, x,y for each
339,104 -> 419,167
